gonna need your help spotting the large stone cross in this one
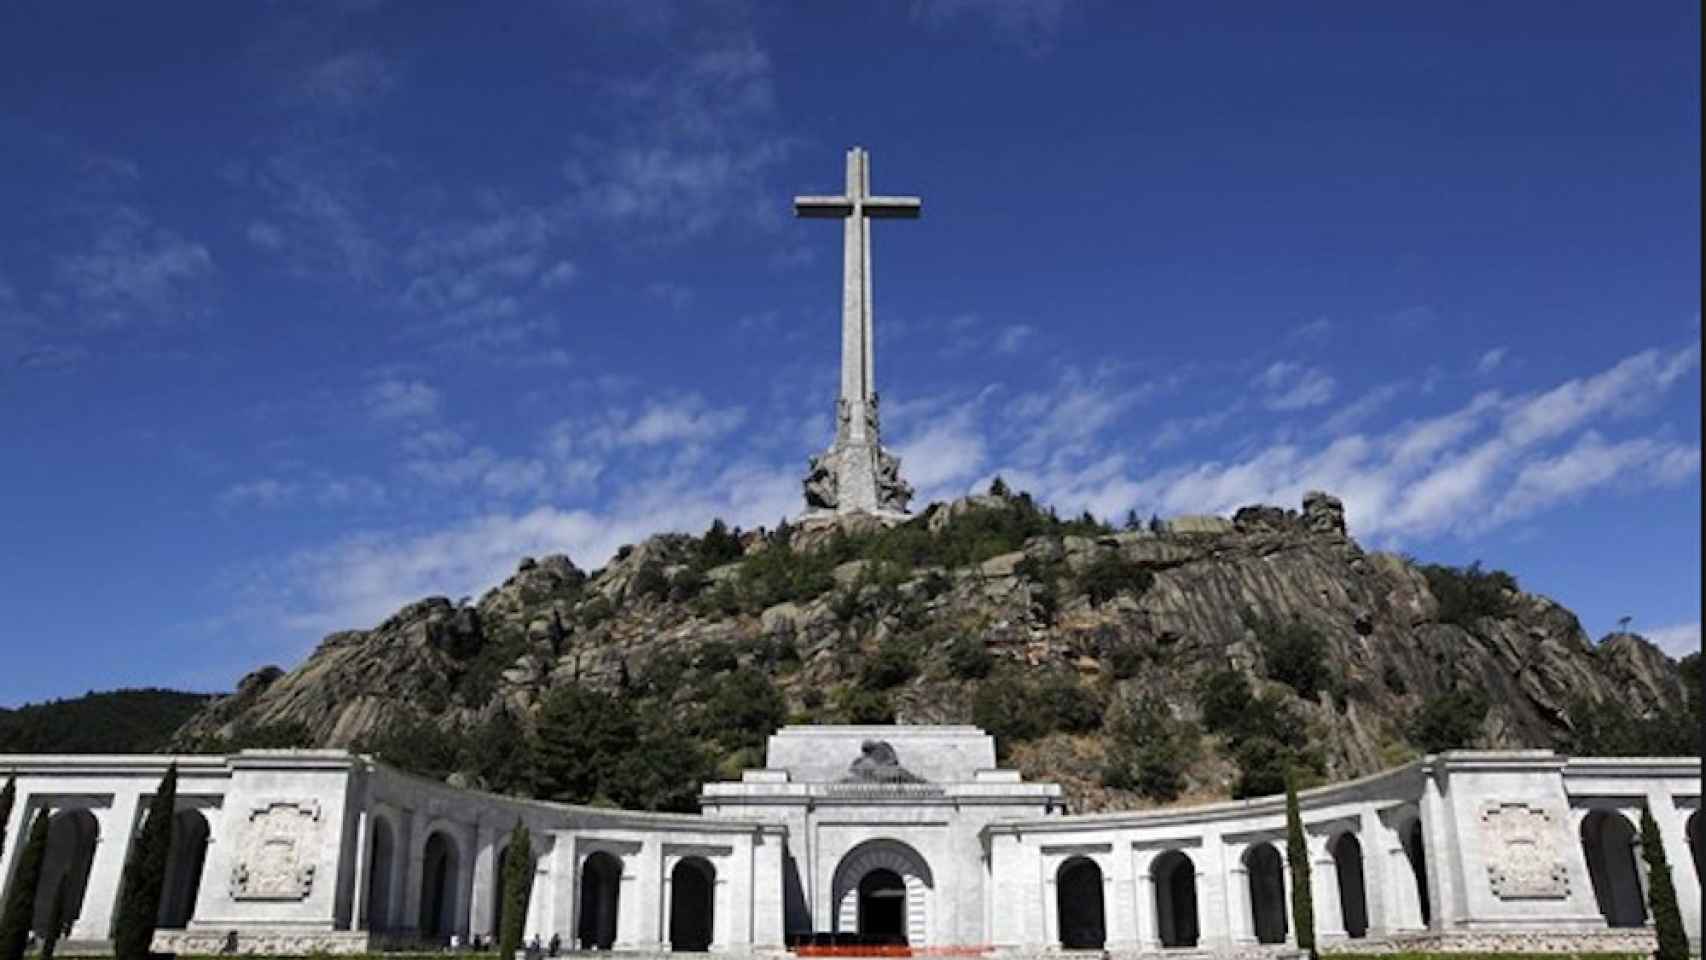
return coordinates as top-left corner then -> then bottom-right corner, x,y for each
795,147 -> 920,518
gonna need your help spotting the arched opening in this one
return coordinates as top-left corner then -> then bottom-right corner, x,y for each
33,809 -> 99,937
832,839 -> 933,946
669,857 -> 715,952
1055,857 -> 1105,949
578,851 -> 622,950
157,809 -> 211,929
1687,811 -> 1702,890
366,817 -> 396,932
1245,843 -> 1288,945
1402,820 -> 1430,927
858,869 -> 907,943
418,831 -> 460,939
1152,851 -> 1198,948
1581,811 -> 1647,927
1330,833 -> 1368,939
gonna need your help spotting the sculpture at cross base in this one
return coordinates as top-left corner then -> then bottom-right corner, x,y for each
794,147 -> 920,520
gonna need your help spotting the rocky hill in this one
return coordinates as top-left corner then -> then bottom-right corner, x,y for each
171,490 -> 1698,813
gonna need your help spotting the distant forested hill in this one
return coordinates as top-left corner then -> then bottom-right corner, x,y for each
0,688 -> 217,754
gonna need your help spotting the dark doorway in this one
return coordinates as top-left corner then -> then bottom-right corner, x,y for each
1153,851 -> 1199,947
366,818 -> 396,932
1331,833 -> 1368,938
1056,857 -> 1105,949
33,809 -> 99,937
158,810 -> 211,929
669,858 -> 715,952
1581,811 -> 1647,928
1403,820 -> 1431,927
419,832 -> 459,938
1246,843 -> 1288,945
578,852 -> 623,949
857,869 -> 907,942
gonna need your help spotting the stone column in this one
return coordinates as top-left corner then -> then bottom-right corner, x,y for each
1312,834 -> 1347,941
351,807 -> 370,932
1132,850 -> 1158,950
1198,833 -> 1233,950
1280,849 -> 1296,948
1419,775 -> 1452,930
469,821 -> 497,939
1358,808 -> 1390,938
1225,844 -> 1254,946
73,793 -> 142,941
401,809 -> 427,933
619,840 -> 663,950
0,796 -> 30,899
454,825 -> 477,939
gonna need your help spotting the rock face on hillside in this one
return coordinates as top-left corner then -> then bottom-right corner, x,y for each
172,492 -> 1692,811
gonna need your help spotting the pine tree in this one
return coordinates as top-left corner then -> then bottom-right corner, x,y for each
1285,773 -> 1316,956
989,475 -> 1009,498
1639,806 -> 1689,960
113,764 -> 177,960
1123,509 -> 1140,531
498,822 -> 535,960
0,776 -> 14,862
0,808 -> 51,960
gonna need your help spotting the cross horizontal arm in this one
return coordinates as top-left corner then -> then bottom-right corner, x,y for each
862,196 -> 922,219
794,195 -> 852,218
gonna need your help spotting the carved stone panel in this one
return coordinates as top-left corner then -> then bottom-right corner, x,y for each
231,799 -> 322,901
1480,802 -> 1568,899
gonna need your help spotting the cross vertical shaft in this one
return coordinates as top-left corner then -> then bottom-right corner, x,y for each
794,147 -> 922,517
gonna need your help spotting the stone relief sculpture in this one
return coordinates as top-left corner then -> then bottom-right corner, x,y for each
231,799 -> 322,900
803,452 -> 838,510
1480,802 -> 1569,899
840,739 -> 925,784
876,448 -> 912,513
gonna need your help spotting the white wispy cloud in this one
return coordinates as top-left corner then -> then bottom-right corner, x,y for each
53,206 -> 213,326
1475,347 -> 1507,375
1642,621 -> 1702,658
365,378 -> 440,420
297,50 -> 397,110
1257,361 -> 1336,411
912,0 -> 1071,54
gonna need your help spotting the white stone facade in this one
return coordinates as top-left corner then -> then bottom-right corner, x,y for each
1,729 -> 1699,956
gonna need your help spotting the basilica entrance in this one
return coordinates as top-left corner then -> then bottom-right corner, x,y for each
832,840 -> 933,946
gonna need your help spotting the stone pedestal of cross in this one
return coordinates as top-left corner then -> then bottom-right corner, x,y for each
795,146 -> 920,518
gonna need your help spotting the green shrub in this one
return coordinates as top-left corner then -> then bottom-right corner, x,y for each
497,822 -> 534,960
1565,694 -> 1700,757
1107,642 -> 1144,680
1286,773 -> 1316,955
1409,689 -> 1488,752
1255,618 -> 1334,702
1419,561 -> 1517,630
669,567 -> 709,602
698,669 -> 787,753
695,640 -> 739,673
698,518 -> 744,566
836,687 -> 895,724
946,636 -> 993,679
629,563 -> 671,602
1195,667 -> 1254,734
860,639 -> 921,690
578,594 -> 614,627
1077,552 -> 1154,607
1101,694 -> 1198,801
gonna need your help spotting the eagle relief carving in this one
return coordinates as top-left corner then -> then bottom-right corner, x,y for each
1481,802 -> 1568,899
231,799 -> 322,901
839,740 -> 925,784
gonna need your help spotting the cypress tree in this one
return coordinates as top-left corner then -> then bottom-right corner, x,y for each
40,878 -> 67,960
1639,806 -> 1689,960
113,764 -> 177,960
0,808 -> 51,960
497,822 -> 534,960
1285,773 -> 1316,956
0,776 -> 14,861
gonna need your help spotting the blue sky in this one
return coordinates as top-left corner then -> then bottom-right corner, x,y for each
1,1 -> 1699,704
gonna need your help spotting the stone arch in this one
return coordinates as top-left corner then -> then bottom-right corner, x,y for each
419,830 -> 462,939
1330,832 -> 1368,939
832,839 -> 933,946
1581,810 -> 1646,927
365,812 -> 398,932
1152,850 -> 1198,948
1400,817 -> 1431,927
1244,842 -> 1288,945
1056,856 -> 1105,949
157,809 -> 211,929
669,857 -> 716,952
33,809 -> 99,936
578,851 -> 623,950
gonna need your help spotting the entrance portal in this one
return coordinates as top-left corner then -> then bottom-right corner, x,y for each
857,869 -> 907,942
